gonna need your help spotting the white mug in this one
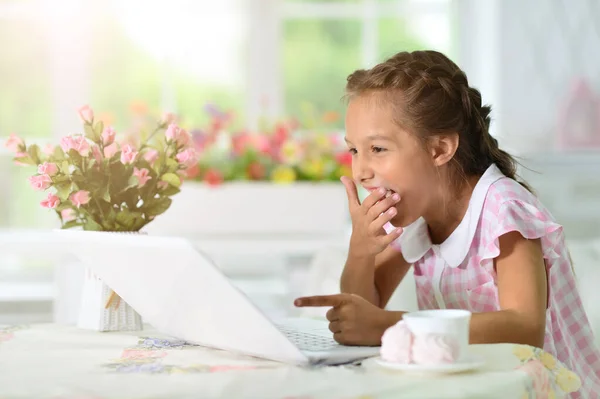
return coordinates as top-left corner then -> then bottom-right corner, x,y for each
402,309 -> 472,362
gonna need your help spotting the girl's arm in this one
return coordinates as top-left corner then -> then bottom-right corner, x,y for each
340,245 -> 411,309
469,231 -> 548,348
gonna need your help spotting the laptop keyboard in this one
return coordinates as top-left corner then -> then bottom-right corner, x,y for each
276,325 -> 339,351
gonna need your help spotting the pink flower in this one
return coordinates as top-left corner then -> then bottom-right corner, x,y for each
71,135 -> 90,156
143,149 -> 159,165
517,360 -> 551,396
40,193 -> 60,209
120,144 -> 138,164
156,181 -> 169,190
43,144 -> 55,155
101,126 -> 116,145
165,124 -> 191,146
160,112 -> 176,126
60,135 -> 90,156
78,105 -> 94,124
28,174 -> 53,191
133,167 -> 152,188
69,190 -> 91,208
103,142 -> 119,158
37,162 -> 58,176
4,133 -> 25,153
91,146 -> 103,164
61,209 -> 76,222
175,148 -> 197,168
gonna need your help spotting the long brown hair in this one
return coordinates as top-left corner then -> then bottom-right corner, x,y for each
345,50 -> 531,191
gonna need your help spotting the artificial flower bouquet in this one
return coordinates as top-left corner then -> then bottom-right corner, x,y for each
5,105 -> 197,232
183,105 -> 352,185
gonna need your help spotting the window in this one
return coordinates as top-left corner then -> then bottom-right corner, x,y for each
0,0 -> 454,229
282,0 -> 455,128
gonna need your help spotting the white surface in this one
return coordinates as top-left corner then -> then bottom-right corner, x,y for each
374,353 -> 486,374
0,324 -> 578,399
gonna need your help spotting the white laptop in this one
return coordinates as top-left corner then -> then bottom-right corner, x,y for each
56,230 -> 380,366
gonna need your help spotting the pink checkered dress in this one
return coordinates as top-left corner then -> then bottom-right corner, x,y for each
386,164 -> 600,398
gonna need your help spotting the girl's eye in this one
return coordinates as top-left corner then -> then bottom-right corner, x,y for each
372,146 -> 386,153
348,148 -> 357,155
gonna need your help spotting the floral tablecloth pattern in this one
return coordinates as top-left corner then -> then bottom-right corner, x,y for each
0,324 -> 581,399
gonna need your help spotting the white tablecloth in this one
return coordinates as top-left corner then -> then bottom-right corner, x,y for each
0,324 -> 581,399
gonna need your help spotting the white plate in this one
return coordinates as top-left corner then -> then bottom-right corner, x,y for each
375,355 -> 486,374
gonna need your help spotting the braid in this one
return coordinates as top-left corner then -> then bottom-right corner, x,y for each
346,50 -> 531,192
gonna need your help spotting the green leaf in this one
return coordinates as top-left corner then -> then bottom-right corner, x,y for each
51,147 -> 66,162
13,154 -> 35,166
127,175 -> 139,189
61,220 -> 80,230
161,185 -> 181,196
100,187 -> 111,203
160,173 -> 181,188
115,210 -> 143,230
93,121 -> 104,141
27,144 -> 41,164
144,197 -> 172,217
83,217 -> 103,231
84,124 -> 96,142
51,174 -> 71,184
56,203 -> 72,212
60,161 -> 70,174
165,158 -> 179,173
55,183 -> 72,201
68,149 -> 82,166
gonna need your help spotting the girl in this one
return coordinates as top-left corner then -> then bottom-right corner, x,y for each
294,50 -> 600,397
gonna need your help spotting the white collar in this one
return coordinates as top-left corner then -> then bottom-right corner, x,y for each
396,164 -> 506,267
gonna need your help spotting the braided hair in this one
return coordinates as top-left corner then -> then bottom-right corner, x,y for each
345,50 -> 530,192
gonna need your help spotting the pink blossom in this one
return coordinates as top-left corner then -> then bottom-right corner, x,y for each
60,136 -> 73,153
120,144 -> 138,165
43,144 -> 55,156
60,135 -> 90,156
165,124 -> 191,146
78,105 -> 94,124
143,149 -> 159,165
61,209 -> 76,222
91,146 -> 103,164
37,162 -> 59,176
517,360 -> 550,396
71,135 -> 90,156
103,142 -> 119,158
133,167 -> 152,188
40,193 -> 60,209
156,181 -> 169,190
160,112 -> 176,126
101,126 -> 116,145
4,133 -> 25,153
28,174 -> 53,191
175,148 -> 197,168
69,190 -> 91,208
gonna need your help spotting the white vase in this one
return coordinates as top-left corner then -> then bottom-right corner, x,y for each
71,230 -> 144,332
77,267 -> 143,332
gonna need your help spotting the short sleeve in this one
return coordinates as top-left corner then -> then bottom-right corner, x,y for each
480,199 -> 564,267
384,222 -> 403,252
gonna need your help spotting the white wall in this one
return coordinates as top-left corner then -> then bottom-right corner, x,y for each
457,0 -> 600,154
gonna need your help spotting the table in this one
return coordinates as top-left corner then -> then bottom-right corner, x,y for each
0,324 -> 582,399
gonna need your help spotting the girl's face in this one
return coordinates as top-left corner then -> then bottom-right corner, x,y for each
344,94 -> 439,227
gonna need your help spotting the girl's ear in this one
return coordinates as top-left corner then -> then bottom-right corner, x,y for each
429,133 -> 459,166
